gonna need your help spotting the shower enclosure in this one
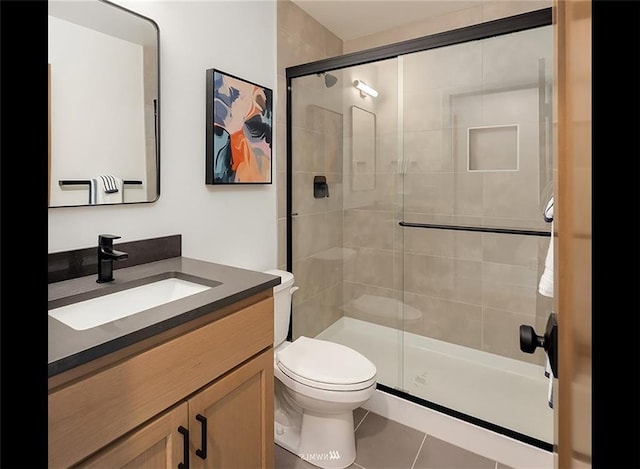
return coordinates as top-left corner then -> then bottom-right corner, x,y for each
286,9 -> 554,449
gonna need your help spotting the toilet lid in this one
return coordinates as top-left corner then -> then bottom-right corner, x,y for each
276,337 -> 377,390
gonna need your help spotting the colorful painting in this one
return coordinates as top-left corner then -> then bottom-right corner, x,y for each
206,69 -> 273,184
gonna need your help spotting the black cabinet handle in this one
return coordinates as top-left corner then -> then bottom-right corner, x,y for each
195,414 -> 207,459
178,425 -> 189,469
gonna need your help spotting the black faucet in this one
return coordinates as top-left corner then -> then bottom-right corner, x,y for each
97,234 -> 129,283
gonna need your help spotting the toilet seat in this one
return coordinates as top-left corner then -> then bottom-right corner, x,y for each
276,337 -> 377,392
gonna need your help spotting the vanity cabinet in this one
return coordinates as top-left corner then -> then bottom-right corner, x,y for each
49,291 -> 274,469
188,349 -> 273,469
77,402 -> 189,468
78,349 -> 273,468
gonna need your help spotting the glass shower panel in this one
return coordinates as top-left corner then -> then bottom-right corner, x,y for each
291,59 -> 405,392
399,25 -> 554,444
289,72 -> 346,341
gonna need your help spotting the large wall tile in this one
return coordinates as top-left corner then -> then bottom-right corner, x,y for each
482,306 -> 546,365
292,127 -> 325,172
404,130 -> 451,172
403,172 -> 455,215
292,211 -> 329,260
292,256 -> 327,305
293,293 -> 329,340
483,232 -> 541,267
403,292 -> 483,349
344,247 -> 395,289
344,209 -> 395,250
482,261 -> 538,316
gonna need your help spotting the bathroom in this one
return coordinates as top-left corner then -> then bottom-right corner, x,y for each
8,0 -> 608,467
283,3 -> 557,468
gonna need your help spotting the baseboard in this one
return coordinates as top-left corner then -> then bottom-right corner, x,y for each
362,389 -> 555,469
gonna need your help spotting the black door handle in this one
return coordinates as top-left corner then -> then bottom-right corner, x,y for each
195,414 -> 207,460
519,312 -> 558,377
178,425 -> 189,469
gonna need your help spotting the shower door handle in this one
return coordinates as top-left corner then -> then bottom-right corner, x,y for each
519,312 -> 558,377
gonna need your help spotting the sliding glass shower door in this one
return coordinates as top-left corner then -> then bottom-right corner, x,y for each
288,11 -> 554,448
397,25 -> 554,444
288,58 -> 404,391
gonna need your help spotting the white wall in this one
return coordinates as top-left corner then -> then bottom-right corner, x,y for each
48,0 -> 278,272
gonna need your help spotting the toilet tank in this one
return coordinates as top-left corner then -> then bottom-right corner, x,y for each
264,269 -> 297,347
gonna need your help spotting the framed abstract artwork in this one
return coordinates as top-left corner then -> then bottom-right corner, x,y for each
205,68 -> 273,184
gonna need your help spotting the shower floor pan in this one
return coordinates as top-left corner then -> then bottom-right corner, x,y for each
316,316 -> 553,445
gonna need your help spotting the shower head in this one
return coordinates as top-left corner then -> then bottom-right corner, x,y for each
318,72 -> 338,88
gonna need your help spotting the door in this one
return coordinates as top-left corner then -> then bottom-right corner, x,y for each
554,0 -> 592,467
188,349 -> 274,469
78,402 -> 189,468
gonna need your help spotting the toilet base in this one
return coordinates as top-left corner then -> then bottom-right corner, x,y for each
275,410 -> 356,469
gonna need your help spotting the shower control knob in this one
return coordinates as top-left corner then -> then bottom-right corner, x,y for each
519,325 -> 546,353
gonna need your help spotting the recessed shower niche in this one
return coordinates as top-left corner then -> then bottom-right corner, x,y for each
467,124 -> 519,172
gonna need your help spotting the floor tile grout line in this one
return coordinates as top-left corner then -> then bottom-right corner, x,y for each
354,410 -> 370,433
409,433 -> 428,469
353,463 -> 366,469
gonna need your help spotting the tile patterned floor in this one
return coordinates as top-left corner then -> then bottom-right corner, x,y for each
275,408 -> 515,469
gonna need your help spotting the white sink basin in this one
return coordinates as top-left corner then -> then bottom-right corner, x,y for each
49,277 -> 214,331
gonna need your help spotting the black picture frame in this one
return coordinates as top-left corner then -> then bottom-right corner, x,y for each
205,68 -> 273,185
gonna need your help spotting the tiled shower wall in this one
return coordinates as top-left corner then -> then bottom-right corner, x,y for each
342,25 -> 555,366
277,0 -> 553,365
276,1 -> 344,337
290,103 -> 345,338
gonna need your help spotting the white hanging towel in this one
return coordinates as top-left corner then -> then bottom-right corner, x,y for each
538,230 -> 554,297
96,175 -> 124,204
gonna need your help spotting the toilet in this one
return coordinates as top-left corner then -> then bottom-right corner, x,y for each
265,269 -> 377,469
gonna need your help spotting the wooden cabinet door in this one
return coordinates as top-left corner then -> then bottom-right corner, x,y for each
77,402 -> 189,468
189,348 -> 274,469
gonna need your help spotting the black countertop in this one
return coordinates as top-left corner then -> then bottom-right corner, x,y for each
48,257 -> 281,377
